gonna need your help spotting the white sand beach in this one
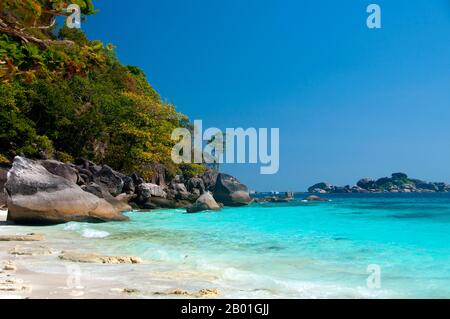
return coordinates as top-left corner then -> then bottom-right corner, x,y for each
0,216 -> 226,299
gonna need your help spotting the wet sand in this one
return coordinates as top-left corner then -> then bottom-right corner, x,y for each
0,210 -> 223,299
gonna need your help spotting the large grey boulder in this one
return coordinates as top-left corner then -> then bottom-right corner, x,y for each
93,165 -> 124,197
81,182 -> 105,198
201,169 -> 219,191
121,176 -> 135,194
136,183 -> 167,202
40,160 -> 78,184
133,182 -> 178,209
5,157 -> 130,225
170,182 -> 191,201
187,192 -> 221,213
74,157 -> 94,169
130,172 -> 144,186
187,177 -> 206,194
82,182 -> 133,208
213,173 -> 252,207
304,195 -> 329,202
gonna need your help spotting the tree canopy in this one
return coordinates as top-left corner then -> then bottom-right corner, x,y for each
0,1 -> 201,180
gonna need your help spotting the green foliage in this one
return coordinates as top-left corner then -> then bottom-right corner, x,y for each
376,174 -> 416,190
0,82 -> 54,158
179,163 -> 207,179
57,27 -> 89,45
0,0 -> 203,179
1,0 -> 97,24
55,151 -> 74,163
0,154 -> 10,165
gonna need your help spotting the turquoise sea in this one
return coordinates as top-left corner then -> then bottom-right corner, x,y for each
11,193 -> 450,298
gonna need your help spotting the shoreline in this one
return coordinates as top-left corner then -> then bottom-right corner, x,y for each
2,195 -> 448,299
0,208 -> 391,300
0,216 -> 224,299
0,222 -> 379,299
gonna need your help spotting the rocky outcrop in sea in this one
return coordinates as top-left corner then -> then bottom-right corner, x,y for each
1,156 -> 252,224
308,173 -> 450,194
187,192 -> 221,214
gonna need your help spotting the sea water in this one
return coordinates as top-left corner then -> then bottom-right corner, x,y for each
5,194 -> 450,298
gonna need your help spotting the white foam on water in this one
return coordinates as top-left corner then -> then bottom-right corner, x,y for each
80,228 -> 110,238
62,223 -> 110,239
63,222 -> 81,231
215,266 -> 392,299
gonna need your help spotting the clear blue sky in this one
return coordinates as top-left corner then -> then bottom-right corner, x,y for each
83,0 -> 450,191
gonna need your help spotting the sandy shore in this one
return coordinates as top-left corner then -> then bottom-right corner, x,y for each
0,242 -> 222,299
0,211 -> 224,299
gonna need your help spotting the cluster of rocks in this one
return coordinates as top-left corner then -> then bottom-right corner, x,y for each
254,192 -> 295,203
303,195 -> 330,202
1,156 -> 252,224
308,173 -> 450,194
308,182 -> 368,194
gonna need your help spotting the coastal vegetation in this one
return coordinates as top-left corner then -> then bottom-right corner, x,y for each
0,1 -> 253,223
0,0 -> 195,180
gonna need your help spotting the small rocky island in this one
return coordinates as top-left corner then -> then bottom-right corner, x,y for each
308,173 -> 450,194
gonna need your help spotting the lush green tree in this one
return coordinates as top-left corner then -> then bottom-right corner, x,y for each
0,1 -> 203,180
0,82 -> 54,158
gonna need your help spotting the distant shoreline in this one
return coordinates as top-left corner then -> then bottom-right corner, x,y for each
308,173 -> 450,194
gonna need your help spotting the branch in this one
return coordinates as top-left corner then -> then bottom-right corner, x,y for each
0,18 -> 74,48
21,18 -> 56,31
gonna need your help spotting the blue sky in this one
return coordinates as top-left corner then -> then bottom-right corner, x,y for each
83,0 -> 450,191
